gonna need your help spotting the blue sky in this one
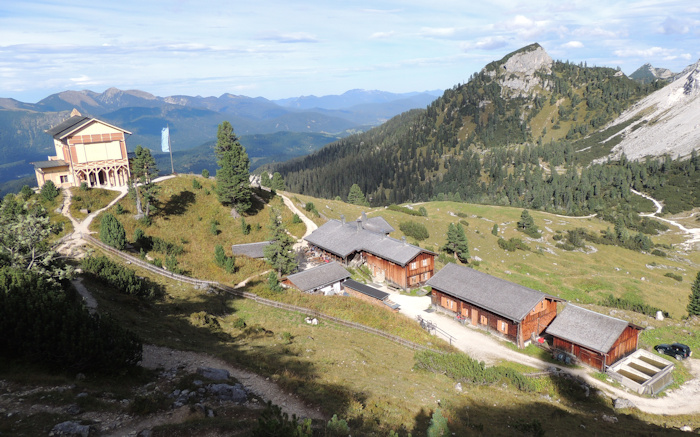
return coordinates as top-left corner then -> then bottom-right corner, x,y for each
1,0 -> 699,103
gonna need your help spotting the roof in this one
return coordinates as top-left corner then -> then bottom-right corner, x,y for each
343,279 -> 389,301
46,114 -> 131,140
359,215 -> 394,234
304,218 -> 434,266
426,263 -> 560,322
31,160 -> 68,170
285,262 -> 351,292
231,241 -> 271,259
545,305 -> 641,354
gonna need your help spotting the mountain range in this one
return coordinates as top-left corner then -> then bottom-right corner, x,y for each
0,88 -> 441,190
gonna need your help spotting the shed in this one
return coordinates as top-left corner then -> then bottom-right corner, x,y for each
426,263 -> 562,347
545,305 -> 643,370
231,241 -> 272,259
283,262 -> 350,295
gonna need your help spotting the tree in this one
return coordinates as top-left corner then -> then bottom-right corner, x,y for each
442,223 -> 469,263
40,180 -> 59,202
100,213 -> 127,250
131,145 -> 160,218
260,172 -> 271,188
215,121 -> 252,213
263,206 -> 297,275
688,271 -> 700,316
427,409 -> 449,437
517,209 -> 540,238
267,270 -> 283,292
491,223 -> 499,236
347,183 -> 369,206
271,172 -> 285,192
0,197 -> 71,281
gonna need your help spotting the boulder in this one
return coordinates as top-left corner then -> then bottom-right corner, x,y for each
613,398 -> 636,410
49,421 -> 92,437
207,383 -> 247,403
197,367 -> 229,381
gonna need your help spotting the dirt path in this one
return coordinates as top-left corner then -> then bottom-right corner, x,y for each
632,188 -> 700,250
279,192 -> 318,239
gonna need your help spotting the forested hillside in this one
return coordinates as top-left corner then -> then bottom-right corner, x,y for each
275,44 -> 673,215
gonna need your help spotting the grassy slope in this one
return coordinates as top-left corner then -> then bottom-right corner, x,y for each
73,177 -> 700,434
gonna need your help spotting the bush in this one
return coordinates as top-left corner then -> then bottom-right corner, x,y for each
201,169 -> 210,178
399,221 -> 429,241
115,203 -> 125,215
598,293 -> 669,318
214,245 -> 236,274
292,213 -> 302,224
387,204 -> 423,216
82,255 -> 160,298
491,223 -> 498,236
0,267 -> 142,373
40,180 -> 59,201
498,237 -> 530,252
664,272 -> 683,282
241,217 -> 251,235
652,249 -> 667,257
80,182 -> 89,191
192,179 -> 202,190
210,219 -> 219,236
150,236 -> 184,256
99,213 -> 127,250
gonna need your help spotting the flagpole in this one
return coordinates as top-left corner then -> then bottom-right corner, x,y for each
168,124 -> 174,175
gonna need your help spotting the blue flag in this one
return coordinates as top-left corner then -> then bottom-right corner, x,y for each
161,126 -> 170,152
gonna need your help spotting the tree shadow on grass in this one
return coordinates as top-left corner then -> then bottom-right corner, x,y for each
160,190 -> 196,217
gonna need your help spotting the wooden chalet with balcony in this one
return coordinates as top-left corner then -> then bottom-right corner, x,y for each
426,263 -> 563,348
304,214 -> 436,290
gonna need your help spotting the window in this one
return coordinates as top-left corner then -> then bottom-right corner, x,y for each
498,320 -> 508,333
421,259 -> 429,267
421,272 -> 430,281
410,262 -> 418,270
60,175 -> 68,183
480,315 -> 488,325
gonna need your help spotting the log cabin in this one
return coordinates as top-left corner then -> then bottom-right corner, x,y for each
426,263 -> 563,348
545,305 -> 643,370
32,109 -> 132,189
304,215 -> 436,290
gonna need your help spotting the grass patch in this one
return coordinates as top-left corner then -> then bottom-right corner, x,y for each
69,187 -> 119,220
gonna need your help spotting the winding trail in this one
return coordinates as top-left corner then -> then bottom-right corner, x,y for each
632,188 -> 700,250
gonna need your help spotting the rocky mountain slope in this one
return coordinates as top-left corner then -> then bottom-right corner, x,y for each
629,63 -> 676,84
604,59 -> 700,161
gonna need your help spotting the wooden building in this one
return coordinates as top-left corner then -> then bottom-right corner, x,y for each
342,279 -> 398,312
545,305 -> 643,370
32,109 -> 132,189
283,262 -> 351,295
304,215 -> 436,290
426,263 -> 562,348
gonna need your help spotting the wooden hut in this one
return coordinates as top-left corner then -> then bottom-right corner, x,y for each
426,263 -> 562,348
283,262 -> 351,295
304,216 -> 436,290
545,305 -> 642,370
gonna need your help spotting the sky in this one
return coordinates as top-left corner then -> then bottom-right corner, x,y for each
1,0 -> 699,103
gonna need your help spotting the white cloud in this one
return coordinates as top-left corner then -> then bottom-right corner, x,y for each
614,47 -> 669,58
370,31 -> 396,39
461,37 -> 509,51
562,41 -> 584,49
255,32 -> 319,44
657,17 -> 692,35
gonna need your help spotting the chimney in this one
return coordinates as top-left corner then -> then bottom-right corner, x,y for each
402,236 -> 407,245
356,219 -> 362,232
340,214 -> 345,225
361,212 -> 367,222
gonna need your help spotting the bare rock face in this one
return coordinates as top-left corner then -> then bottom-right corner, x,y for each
683,62 -> 700,96
495,45 -> 553,94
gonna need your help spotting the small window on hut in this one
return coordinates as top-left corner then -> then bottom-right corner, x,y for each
422,259 -> 429,267
480,315 -> 488,325
60,175 -> 68,183
410,262 -> 418,270
498,320 -> 508,333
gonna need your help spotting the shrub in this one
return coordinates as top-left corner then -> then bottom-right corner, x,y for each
0,267 -> 142,373
82,255 -> 159,298
652,249 -> 667,257
115,203 -> 125,215
192,179 -> 202,190
214,245 -> 236,274
267,271 -> 283,292
598,293 -> 669,318
491,223 -> 498,236
150,236 -> 184,256
20,185 -> 33,200
80,181 -> 89,191
241,217 -> 251,235
399,221 -> 429,241
419,206 -> 428,217
210,219 -> 219,236
292,213 -> 302,224
252,401 -> 312,437
201,169 -> 210,178
664,272 -> 683,282
99,213 -> 126,250
498,237 -> 530,252
326,414 -> 350,436
387,204 -> 423,216
40,180 -> 59,201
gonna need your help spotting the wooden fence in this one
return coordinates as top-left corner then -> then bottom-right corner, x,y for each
85,235 -> 439,353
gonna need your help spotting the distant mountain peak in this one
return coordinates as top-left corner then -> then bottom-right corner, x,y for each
630,63 -> 675,84
483,43 -> 553,93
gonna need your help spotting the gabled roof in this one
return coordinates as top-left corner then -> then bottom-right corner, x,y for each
343,279 -> 389,301
285,262 -> 351,292
426,263 -> 560,322
304,218 -> 434,266
31,160 -> 68,170
360,215 -> 394,234
46,114 -> 131,140
545,305 -> 641,354
231,241 -> 271,259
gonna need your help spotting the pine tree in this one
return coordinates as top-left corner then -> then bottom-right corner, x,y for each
131,145 -> 160,218
100,213 -> 127,250
442,223 -> 469,263
347,183 -> 369,206
271,172 -> 285,191
260,172 -> 271,188
215,121 -> 252,214
688,271 -> 700,316
263,206 -> 297,275
40,180 -> 59,201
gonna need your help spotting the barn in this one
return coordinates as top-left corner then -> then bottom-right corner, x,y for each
426,263 -> 562,348
545,304 -> 643,370
304,215 -> 436,290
